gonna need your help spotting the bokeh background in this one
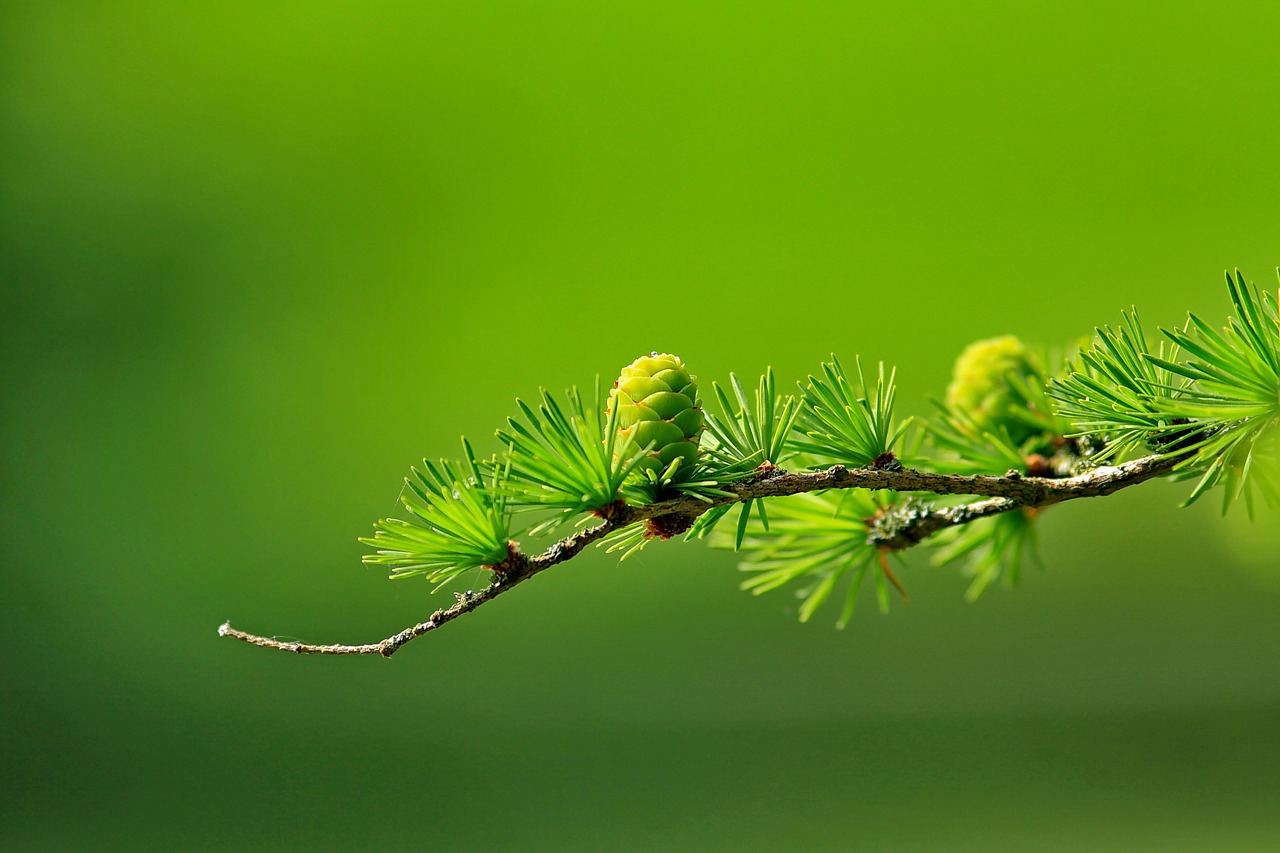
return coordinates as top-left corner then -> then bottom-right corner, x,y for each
3,2 -> 1279,850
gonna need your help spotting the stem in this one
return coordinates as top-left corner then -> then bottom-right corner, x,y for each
218,453 -> 1180,656
866,453 -> 1181,550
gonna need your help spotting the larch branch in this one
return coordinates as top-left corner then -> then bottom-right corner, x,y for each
218,452 -> 1179,656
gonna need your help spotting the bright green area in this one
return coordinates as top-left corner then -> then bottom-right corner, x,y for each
3,2 -> 1279,850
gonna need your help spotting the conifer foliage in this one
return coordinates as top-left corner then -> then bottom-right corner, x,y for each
223,271 -> 1279,654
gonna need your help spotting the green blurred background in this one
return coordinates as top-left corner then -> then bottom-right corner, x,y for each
3,2 -> 1279,850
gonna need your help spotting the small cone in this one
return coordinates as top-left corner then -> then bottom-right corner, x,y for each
610,353 -> 704,478
945,335 -> 1040,445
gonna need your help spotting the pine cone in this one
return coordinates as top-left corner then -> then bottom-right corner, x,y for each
610,353 -> 704,478
945,335 -> 1040,444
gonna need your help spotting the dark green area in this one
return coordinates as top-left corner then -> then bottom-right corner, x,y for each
3,2 -> 1278,849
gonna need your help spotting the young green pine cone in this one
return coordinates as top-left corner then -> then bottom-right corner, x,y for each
945,335 -> 1041,445
610,353 -> 704,478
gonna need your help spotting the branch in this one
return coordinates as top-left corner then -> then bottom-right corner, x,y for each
866,452 -> 1182,550
218,514 -> 622,657
218,452 -> 1179,656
